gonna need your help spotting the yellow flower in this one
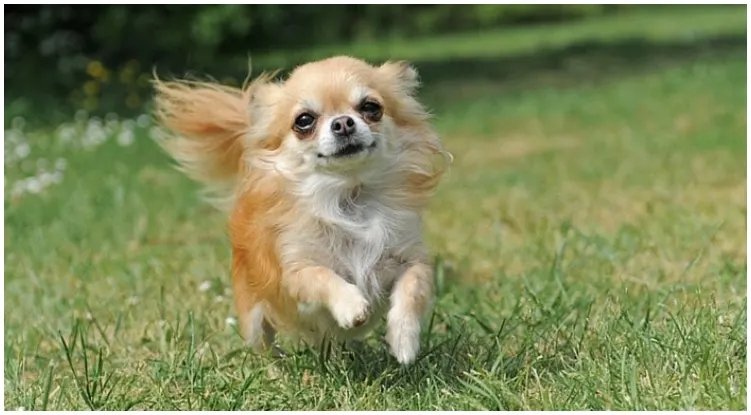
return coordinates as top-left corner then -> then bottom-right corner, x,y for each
86,61 -> 106,78
83,80 -> 99,96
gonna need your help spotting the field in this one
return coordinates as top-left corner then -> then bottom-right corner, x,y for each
4,6 -> 747,410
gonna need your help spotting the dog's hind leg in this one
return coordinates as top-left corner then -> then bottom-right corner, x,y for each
241,304 -> 288,358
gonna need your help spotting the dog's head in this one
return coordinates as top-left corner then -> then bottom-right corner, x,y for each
153,56 -> 447,208
255,57 -> 437,178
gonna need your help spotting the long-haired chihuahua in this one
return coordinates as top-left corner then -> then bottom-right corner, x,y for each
152,56 -> 448,364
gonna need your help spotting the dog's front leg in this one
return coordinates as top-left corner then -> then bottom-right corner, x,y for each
386,262 -> 434,365
284,266 -> 371,329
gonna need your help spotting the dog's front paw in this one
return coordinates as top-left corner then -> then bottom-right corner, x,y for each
386,312 -> 421,365
330,284 -> 371,330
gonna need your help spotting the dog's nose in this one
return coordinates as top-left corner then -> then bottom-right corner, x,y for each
331,116 -> 356,138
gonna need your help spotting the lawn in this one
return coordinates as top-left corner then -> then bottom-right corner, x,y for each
4,6 -> 747,411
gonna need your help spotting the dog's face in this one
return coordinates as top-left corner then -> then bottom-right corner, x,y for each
285,74 -> 383,171
255,57 -> 429,178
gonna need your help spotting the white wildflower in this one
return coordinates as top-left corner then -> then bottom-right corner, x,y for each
105,119 -> 119,135
15,142 -> 30,159
58,125 -> 77,143
137,114 -> 151,128
198,280 -> 212,292
25,178 -> 42,194
39,172 -> 55,186
117,129 -> 135,147
83,118 -> 107,149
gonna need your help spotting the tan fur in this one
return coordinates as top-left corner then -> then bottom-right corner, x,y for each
152,72 -> 280,207
153,56 -> 449,363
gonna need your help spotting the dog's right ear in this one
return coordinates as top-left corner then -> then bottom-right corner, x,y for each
152,72 -> 278,204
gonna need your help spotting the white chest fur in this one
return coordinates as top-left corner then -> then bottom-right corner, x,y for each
280,174 -> 423,339
322,194 -> 419,299
303,186 -> 420,297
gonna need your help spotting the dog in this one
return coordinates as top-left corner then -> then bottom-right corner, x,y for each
152,55 -> 448,365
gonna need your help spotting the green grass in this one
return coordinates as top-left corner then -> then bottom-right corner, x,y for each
4,8 -> 747,411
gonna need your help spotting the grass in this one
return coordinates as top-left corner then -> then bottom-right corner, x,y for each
4,6 -> 747,411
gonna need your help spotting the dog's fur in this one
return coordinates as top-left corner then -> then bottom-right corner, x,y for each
152,56 -> 448,364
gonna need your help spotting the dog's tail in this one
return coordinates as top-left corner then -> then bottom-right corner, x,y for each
151,72 -> 273,210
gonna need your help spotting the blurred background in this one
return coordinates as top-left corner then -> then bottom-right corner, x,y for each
5,5 -> 744,123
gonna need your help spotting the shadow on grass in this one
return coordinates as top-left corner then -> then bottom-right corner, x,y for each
416,33 -> 744,86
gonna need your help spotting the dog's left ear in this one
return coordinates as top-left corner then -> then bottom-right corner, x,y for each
378,61 -> 420,96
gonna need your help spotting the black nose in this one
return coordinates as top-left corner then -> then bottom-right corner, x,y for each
331,116 -> 356,138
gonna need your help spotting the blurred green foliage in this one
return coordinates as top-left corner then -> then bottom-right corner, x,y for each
5,5 -> 629,119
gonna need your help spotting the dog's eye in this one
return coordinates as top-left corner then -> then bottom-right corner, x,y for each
359,101 -> 383,121
294,113 -> 316,131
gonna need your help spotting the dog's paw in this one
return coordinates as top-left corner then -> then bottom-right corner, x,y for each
330,284 -> 370,330
386,312 -> 421,365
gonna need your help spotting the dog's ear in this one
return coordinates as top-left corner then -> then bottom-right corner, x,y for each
152,71 -> 281,208
378,61 -> 420,96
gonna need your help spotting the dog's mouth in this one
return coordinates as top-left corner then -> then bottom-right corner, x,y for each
318,142 -> 377,159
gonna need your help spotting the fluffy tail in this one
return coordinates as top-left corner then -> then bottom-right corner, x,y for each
152,74 -> 265,209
